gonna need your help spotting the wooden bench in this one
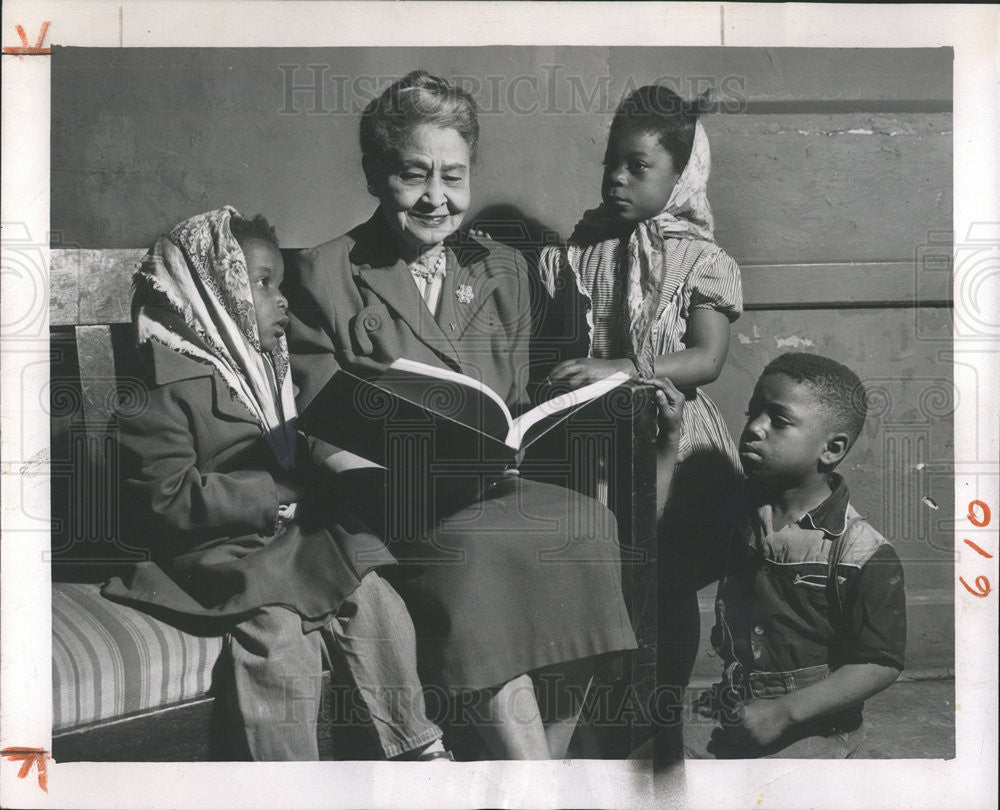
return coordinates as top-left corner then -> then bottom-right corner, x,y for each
48,247 -> 661,761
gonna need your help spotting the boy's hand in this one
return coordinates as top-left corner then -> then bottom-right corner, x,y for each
733,698 -> 793,748
640,376 -> 685,440
545,357 -> 637,389
643,375 -> 684,515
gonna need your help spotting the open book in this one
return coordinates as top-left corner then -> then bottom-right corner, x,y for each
301,357 -> 631,465
387,358 -> 630,450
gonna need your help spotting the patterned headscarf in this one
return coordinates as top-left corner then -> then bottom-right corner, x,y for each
565,120 -> 715,375
132,206 -> 297,469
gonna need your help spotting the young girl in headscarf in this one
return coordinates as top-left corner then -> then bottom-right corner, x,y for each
102,207 -> 450,761
537,85 -> 745,758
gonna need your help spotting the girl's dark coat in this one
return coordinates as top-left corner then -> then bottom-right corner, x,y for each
102,339 -> 394,625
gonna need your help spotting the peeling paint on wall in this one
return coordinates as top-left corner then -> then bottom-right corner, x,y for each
737,324 -> 764,344
775,335 -> 815,349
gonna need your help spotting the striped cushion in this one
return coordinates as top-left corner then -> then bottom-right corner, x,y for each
52,583 -> 223,732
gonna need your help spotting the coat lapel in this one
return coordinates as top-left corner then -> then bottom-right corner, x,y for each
441,233 -> 500,339
451,269 -> 501,339
350,212 -> 492,367
147,340 -> 259,424
436,249 -> 462,337
355,261 -> 462,365
210,376 -> 263,424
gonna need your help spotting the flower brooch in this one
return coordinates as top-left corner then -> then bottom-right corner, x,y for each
455,284 -> 474,305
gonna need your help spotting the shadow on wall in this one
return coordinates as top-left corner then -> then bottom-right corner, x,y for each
467,204 -> 564,265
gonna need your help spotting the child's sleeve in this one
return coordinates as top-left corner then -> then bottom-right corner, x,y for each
119,382 -> 281,545
684,248 -> 743,323
535,245 -> 561,300
835,543 -> 907,671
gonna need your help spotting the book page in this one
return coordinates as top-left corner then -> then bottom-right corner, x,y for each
389,356 -> 513,430
507,371 -> 632,449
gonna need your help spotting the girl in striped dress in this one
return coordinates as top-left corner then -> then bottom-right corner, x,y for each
537,85 -> 745,758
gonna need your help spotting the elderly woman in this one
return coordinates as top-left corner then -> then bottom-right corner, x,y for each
287,70 -> 636,759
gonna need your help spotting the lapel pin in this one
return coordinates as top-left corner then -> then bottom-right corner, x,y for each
456,284 -> 474,305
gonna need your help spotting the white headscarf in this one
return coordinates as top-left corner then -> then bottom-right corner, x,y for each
132,206 -> 298,469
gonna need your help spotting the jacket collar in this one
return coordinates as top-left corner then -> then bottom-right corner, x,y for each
145,338 -> 214,384
799,473 -> 851,536
142,339 -> 259,424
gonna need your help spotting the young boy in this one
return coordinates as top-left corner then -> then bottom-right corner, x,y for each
648,352 -> 906,758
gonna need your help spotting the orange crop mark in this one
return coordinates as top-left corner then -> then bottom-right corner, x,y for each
2,22 -> 51,55
1,747 -> 49,792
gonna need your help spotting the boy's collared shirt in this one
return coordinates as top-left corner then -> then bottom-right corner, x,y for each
715,474 -> 907,679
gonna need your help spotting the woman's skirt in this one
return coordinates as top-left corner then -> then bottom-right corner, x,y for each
387,475 -> 637,692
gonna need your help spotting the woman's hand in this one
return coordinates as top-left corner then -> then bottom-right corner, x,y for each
545,357 -> 637,389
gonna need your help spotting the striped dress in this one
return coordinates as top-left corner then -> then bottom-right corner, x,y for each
539,235 -> 743,476
540,234 -> 746,596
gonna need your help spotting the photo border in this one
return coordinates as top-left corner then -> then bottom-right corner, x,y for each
2,3 -> 997,808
